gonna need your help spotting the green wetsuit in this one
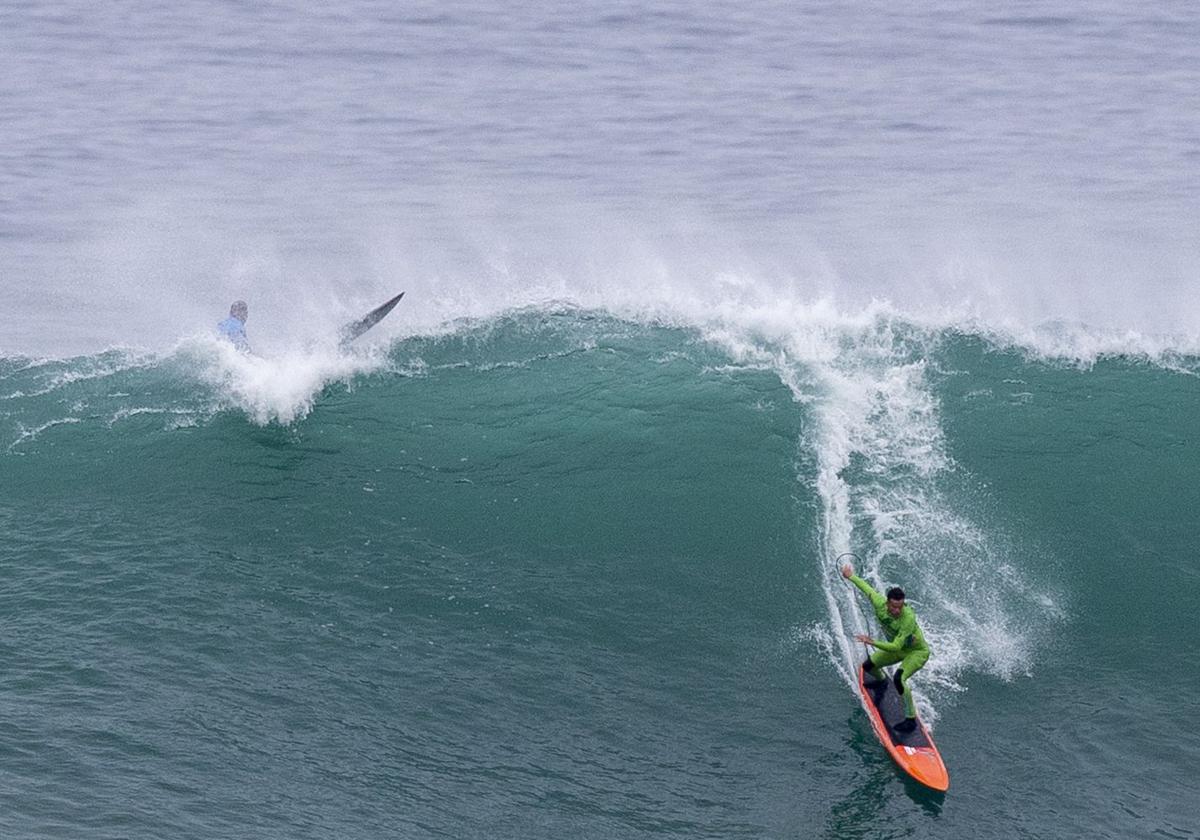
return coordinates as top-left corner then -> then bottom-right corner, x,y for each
849,574 -> 929,718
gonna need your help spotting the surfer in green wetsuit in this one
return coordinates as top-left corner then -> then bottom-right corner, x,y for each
841,561 -> 929,733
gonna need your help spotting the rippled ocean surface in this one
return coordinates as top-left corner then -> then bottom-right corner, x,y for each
2,2 -> 1199,838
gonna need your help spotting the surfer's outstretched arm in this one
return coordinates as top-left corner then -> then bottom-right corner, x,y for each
842,564 -> 886,610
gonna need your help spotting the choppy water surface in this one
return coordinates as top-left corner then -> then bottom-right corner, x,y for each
3,2 -> 1199,838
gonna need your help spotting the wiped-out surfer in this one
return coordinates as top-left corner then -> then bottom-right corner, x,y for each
216,300 -> 250,351
841,561 -> 930,734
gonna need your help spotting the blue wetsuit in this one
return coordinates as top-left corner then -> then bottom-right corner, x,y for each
216,317 -> 249,351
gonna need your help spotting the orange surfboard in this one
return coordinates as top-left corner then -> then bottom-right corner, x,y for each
857,665 -> 949,791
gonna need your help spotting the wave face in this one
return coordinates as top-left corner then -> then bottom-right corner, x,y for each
4,0 -> 1200,836
3,309 -> 1198,838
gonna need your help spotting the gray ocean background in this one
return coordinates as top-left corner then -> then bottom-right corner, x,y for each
3,2 -> 1199,838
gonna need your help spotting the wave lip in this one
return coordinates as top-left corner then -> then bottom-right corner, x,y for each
184,335 -> 390,426
0,335 -> 395,455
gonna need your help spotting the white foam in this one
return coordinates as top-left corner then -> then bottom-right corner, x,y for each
181,334 -> 389,426
682,301 -> 1065,724
6,417 -> 83,454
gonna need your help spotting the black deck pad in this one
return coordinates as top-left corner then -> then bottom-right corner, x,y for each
862,670 -> 931,749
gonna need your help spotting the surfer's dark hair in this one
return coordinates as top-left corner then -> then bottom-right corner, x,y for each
886,587 -> 906,601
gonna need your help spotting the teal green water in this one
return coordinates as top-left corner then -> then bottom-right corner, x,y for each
2,311 -> 1198,839
6,1 -> 1200,835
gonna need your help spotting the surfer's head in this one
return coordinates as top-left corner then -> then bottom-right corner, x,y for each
230,300 -> 248,322
886,586 -> 906,616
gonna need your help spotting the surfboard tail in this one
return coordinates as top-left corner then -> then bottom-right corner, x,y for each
338,292 -> 405,347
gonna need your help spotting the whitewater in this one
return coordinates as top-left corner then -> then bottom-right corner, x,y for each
4,1 -> 1200,838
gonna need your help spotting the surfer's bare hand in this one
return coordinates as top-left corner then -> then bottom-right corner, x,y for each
854,634 -> 872,645
841,563 -> 853,579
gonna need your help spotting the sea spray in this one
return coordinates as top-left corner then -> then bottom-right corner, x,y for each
190,335 -> 389,426
696,303 -> 1063,724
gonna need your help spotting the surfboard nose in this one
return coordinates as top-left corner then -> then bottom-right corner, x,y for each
901,746 -> 950,792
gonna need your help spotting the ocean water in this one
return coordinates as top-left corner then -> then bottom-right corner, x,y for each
3,2 -> 1200,839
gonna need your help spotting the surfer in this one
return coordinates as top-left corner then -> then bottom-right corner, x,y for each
216,300 -> 250,352
841,562 -> 929,734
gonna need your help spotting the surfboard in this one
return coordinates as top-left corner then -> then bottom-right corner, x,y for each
857,665 -> 949,791
338,292 -> 405,347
